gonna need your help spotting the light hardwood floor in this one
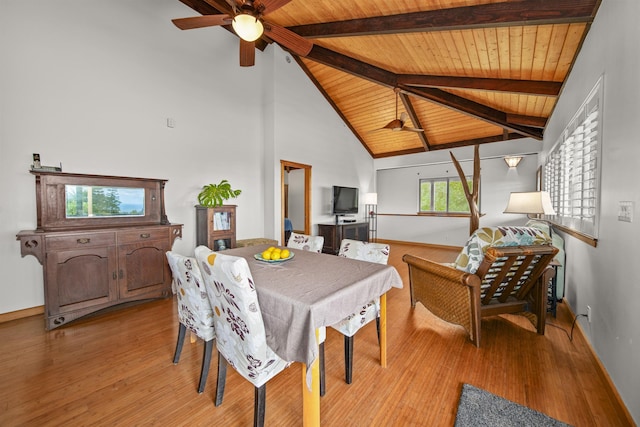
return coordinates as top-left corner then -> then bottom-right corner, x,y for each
0,242 -> 633,426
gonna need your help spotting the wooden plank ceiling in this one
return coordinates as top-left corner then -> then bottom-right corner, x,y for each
178,0 -> 601,158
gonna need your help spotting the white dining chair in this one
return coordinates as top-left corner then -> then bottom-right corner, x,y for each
194,246 -> 292,427
330,239 -> 390,385
166,251 -> 215,394
287,233 -> 324,253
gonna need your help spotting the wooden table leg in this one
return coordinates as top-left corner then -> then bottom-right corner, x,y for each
302,329 -> 321,427
380,293 -> 387,368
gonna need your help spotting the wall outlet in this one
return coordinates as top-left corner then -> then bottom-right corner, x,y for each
587,305 -> 592,323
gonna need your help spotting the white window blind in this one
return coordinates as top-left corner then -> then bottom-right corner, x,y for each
543,76 -> 603,238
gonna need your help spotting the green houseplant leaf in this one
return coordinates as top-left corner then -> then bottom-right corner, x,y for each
197,180 -> 242,208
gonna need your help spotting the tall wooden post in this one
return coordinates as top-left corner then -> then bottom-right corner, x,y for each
450,145 -> 481,235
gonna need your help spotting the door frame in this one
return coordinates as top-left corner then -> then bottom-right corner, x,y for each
280,160 -> 311,245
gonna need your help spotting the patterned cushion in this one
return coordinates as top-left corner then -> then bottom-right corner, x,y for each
194,246 -> 290,388
287,233 -> 324,253
332,240 -> 390,337
166,252 -> 215,342
453,226 -> 552,274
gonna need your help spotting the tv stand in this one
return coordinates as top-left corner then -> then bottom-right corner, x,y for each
317,222 -> 368,254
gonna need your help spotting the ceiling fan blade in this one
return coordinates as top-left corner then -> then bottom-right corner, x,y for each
172,15 -> 232,30
259,0 -> 293,14
239,39 -> 256,67
398,112 -> 423,132
263,22 -> 313,57
383,119 -> 403,130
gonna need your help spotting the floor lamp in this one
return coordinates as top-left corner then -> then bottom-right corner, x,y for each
364,193 -> 377,242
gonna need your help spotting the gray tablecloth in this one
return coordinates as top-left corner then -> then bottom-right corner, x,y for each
224,244 -> 403,377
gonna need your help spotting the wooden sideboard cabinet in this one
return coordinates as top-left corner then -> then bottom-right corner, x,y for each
17,171 -> 182,330
195,205 -> 236,251
317,222 -> 369,254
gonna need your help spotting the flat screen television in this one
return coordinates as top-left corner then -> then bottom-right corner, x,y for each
332,185 -> 359,215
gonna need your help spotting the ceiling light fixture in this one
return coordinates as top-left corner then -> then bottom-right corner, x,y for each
232,13 -> 263,42
504,156 -> 523,169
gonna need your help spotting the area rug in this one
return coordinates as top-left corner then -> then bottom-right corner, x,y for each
455,384 -> 572,427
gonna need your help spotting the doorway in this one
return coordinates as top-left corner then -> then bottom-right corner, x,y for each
280,160 -> 311,245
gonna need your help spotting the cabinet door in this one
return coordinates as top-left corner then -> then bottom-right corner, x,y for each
117,239 -> 171,299
342,223 -> 368,242
45,246 -> 118,315
317,224 -> 337,254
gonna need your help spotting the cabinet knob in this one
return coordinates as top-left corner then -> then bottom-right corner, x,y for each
113,272 -> 117,280
77,238 -> 91,244
140,233 -> 150,239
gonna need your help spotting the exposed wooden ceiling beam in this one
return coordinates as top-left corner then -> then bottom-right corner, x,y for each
288,0 -> 600,38
507,114 -> 547,128
399,86 -> 543,139
306,46 -> 543,139
306,45 -> 397,88
397,75 -> 562,96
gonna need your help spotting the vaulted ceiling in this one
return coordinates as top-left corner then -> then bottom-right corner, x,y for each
176,0 -> 601,158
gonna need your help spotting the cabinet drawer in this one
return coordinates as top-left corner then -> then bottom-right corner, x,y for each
46,233 -> 116,251
118,228 -> 168,244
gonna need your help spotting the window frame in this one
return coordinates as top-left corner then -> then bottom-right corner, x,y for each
542,76 -> 603,242
418,176 -> 476,215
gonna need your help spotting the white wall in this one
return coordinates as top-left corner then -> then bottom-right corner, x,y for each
0,1 -> 371,314
268,46 -> 374,236
374,139 -> 542,245
540,0 -> 640,420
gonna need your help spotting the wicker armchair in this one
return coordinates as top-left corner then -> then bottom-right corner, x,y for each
403,226 -> 558,347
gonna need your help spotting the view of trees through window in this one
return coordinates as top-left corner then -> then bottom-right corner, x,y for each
419,177 -> 473,213
65,186 -> 145,218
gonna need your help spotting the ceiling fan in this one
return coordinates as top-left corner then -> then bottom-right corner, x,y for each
172,0 -> 313,67
370,90 -> 424,133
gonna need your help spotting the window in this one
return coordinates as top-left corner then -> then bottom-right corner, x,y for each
543,76 -> 603,239
419,177 -> 474,214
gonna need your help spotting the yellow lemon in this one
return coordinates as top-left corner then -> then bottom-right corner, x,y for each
261,250 -> 272,260
267,246 -> 276,252
281,249 -> 290,259
271,252 -> 281,260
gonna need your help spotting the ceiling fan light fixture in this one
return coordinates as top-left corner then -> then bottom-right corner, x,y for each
232,13 -> 263,42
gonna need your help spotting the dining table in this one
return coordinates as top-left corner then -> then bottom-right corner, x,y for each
222,244 -> 403,426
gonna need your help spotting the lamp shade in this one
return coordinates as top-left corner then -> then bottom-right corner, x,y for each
504,191 -> 556,215
232,14 -> 264,42
363,192 -> 378,205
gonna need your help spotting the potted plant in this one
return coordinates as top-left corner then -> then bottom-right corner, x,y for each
197,179 -> 242,207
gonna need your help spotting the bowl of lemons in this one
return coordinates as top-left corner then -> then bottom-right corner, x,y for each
254,246 -> 294,263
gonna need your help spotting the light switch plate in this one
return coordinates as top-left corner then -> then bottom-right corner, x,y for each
618,201 -> 633,222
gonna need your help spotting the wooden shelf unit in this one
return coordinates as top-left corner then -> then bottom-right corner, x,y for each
195,205 -> 237,251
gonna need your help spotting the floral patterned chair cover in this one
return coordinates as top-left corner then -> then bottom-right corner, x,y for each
194,246 -> 291,426
287,233 -> 324,253
453,226 -> 552,274
166,251 -> 215,394
330,239 -> 390,385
